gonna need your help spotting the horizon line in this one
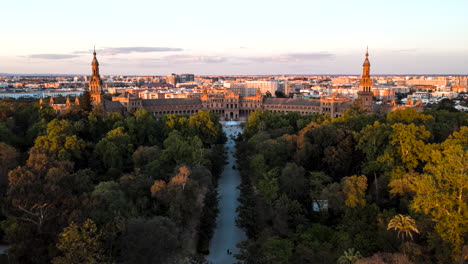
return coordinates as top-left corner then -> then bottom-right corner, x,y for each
2,73 -> 468,77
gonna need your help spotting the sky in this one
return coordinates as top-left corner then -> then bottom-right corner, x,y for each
1,0 -> 467,75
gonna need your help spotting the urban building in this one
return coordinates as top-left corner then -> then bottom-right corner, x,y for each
166,73 -> 178,86
179,74 -> 195,83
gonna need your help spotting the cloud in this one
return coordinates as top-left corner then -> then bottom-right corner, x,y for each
75,47 -> 183,56
160,52 -> 333,65
27,54 -> 81,60
391,48 -> 417,53
164,55 -> 227,64
244,52 -> 335,63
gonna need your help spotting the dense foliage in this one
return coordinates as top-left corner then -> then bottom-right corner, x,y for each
0,99 -> 226,264
235,109 -> 468,263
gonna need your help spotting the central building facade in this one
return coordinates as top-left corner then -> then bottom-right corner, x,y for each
113,87 -> 352,120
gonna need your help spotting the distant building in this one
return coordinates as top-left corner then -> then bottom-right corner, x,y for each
166,73 -> 178,86
228,87 -> 258,97
332,77 -> 354,85
0,92 -> 40,99
246,80 -> 278,95
407,77 -> 447,88
283,83 -> 296,96
179,74 -> 195,83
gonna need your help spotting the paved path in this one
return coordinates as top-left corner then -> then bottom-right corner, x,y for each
0,244 -> 8,255
207,121 -> 246,264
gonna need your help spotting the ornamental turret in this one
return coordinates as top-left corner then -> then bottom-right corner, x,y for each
359,47 -> 372,93
89,47 -> 103,105
357,48 -> 374,111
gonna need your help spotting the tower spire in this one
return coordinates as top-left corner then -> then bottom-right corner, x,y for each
357,48 -> 374,111
89,48 -> 103,105
360,48 -> 372,88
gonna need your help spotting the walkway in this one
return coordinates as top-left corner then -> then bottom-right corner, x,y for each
207,121 -> 246,264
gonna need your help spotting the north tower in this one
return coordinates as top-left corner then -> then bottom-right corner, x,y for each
357,48 -> 374,111
89,47 -> 103,105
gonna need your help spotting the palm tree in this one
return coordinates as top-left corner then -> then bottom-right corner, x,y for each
387,214 -> 420,241
337,248 -> 362,264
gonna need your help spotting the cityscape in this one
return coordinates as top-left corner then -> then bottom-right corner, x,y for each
2,50 -> 467,116
0,1 -> 467,264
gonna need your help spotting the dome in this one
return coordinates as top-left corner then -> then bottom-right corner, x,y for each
92,52 -> 99,66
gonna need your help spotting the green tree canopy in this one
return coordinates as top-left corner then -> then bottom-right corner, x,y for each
52,219 -> 108,264
411,131 -> 468,259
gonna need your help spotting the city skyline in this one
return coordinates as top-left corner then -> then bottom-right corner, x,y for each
1,0 -> 467,75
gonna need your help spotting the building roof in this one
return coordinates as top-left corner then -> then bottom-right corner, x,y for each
104,100 -> 124,111
142,98 -> 202,106
115,91 -> 138,99
263,98 -> 321,106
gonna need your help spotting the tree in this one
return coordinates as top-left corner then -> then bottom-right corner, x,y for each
0,142 -> 18,191
308,171 -> 332,211
260,236 -> 294,264
356,122 -> 392,187
431,98 -> 457,112
424,110 -> 468,143
279,163 -> 307,201
275,90 -> 286,98
121,217 -> 180,264
150,180 -> 166,198
386,108 -> 433,125
338,248 -> 362,264
80,91 -> 92,112
161,177 -> 202,228
125,109 -> 159,146
411,132 -> 468,260
132,145 -> 160,171
236,182 -> 260,238
387,214 -> 419,241
4,163 -> 90,263
384,123 -> 431,196
39,104 -> 55,122
258,169 -> 280,205
188,110 -> 222,145
244,110 -> 290,138
91,181 -> 135,225
33,119 -> 85,161
52,219 -> 108,264
159,131 -> 210,173
248,154 -> 267,183
294,224 -> 336,264
296,123 -> 355,178
170,166 -> 191,190
342,176 -> 367,208
94,127 -> 133,173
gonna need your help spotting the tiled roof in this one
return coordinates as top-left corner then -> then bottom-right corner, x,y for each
115,91 -> 137,99
263,98 -> 321,106
142,98 -> 202,106
104,100 -> 124,110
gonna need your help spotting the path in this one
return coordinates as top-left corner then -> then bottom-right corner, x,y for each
207,121 -> 246,264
